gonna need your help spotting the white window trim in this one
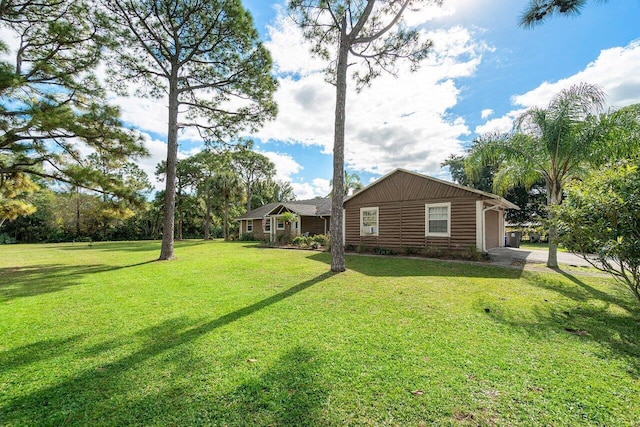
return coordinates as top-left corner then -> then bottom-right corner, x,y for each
276,217 -> 285,230
247,219 -> 253,232
425,202 -> 451,237
360,207 -> 379,236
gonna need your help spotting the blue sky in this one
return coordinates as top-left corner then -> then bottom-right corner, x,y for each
110,0 -> 640,199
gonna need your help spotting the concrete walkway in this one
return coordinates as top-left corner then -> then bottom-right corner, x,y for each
487,247 -> 595,267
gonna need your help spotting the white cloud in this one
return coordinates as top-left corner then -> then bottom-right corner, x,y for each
291,178 -> 331,200
256,18 -> 490,180
264,11 -> 326,76
481,108 -> 494,119
512,40 -> 640,109
475,40 -> 640,137
260,151 -> 303,182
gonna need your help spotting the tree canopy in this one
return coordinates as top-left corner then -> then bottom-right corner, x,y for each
289,0 -> 437,272
556,160 -> 640,305
0,0 -> 147,223
467,83 -> 610,267
104,0 -> 278,260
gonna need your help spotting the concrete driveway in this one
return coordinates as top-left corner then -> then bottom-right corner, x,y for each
487,247 -> 595,267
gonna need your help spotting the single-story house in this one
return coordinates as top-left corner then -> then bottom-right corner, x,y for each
237,198 -> 332,242
238,168 -> 518,251
343,168 -> 519,252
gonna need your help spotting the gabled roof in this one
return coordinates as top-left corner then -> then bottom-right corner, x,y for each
237,198 -> 332,220
344,168 -> 520,210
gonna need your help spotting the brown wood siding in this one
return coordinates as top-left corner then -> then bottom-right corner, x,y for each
301,216 -> 328,236
240,219 -> 267,240
345,198 -> 479,251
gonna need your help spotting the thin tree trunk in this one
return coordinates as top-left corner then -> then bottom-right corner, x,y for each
159,67 -> 179,260
224,198 -> 229,240
246,184 -> 252,212
75,186 -> 81,237
330,20 -> 349,273
546,182 -> 562,268
204,198 -> 211,240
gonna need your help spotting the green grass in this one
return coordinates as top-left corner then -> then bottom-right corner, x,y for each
1,241 -> 639,426
519,241 -> 568,252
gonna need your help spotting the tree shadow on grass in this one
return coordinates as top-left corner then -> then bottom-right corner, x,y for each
0,260 -> 157,302
219,346 -> 327,426
0,273 -> 333,425
308,252 -> 524,279
116,346 -> 327,426
57,240 -> 204,253
0,335 -> 86,374
528,268 -> 636,315
481,270 -> 640,376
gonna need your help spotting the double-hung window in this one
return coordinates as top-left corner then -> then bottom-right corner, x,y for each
425,203 -> 451,237
277,218 -> 285,230
360,207 -> 379,236
247,220 -> 253,232
264,218 -> 271,232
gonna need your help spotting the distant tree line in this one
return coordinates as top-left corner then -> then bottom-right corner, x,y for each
0,148 -> 294,243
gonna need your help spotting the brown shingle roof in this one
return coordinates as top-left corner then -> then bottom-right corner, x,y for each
236,198 -> 332,220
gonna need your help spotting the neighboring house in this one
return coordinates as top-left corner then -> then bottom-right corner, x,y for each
237,198 -> 332,242
237,168 -> 518,251
343,168 -> 519,252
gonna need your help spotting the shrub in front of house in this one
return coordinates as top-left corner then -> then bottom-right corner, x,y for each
293,236 -> 310,247
239,232 -> 257,241
311,234 -> 329,246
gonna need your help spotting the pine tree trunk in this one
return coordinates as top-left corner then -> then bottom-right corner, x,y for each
246,185 -> 252,212
330,20 -> 349,273
159,68 -> 179,260
75,186 -> 81,237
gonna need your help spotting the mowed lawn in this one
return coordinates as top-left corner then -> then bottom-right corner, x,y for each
1,241 -> 639,426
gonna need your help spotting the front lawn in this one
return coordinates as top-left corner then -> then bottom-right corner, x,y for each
519,241 -> 568,252
1,241 -> 638,425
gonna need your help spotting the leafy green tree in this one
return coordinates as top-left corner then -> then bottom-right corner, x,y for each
0,0 -> 146,212
104,0 -> 278,260
232,148 -> 276,211
289,0 -> 437,272
0,172 -> 38,228
330,170 -> 363,196
186,150 -> 229,239
556,160 -> 640,305
467,83 -> 609,267
211,170 -> 243,240
442,154 -> 546,225
156,159 -> 199,240
251,178 -> 296,207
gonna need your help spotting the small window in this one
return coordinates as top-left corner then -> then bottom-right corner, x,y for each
426,203 -> 451,237
247,220 -> 253,232
360,207 -> 379,236
277,218 -> 285,230
264,219 -> 271,232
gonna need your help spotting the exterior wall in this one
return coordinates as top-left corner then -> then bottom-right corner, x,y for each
344,198 -> 479,251
344,170 -> 483,251
301,216 -> 329,236
484,209 -> 500,249
240,219 -> 267,240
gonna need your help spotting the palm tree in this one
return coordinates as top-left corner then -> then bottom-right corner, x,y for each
329,170 -> 364,197
468,83 -> 606,267
212,170 -> 243,241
